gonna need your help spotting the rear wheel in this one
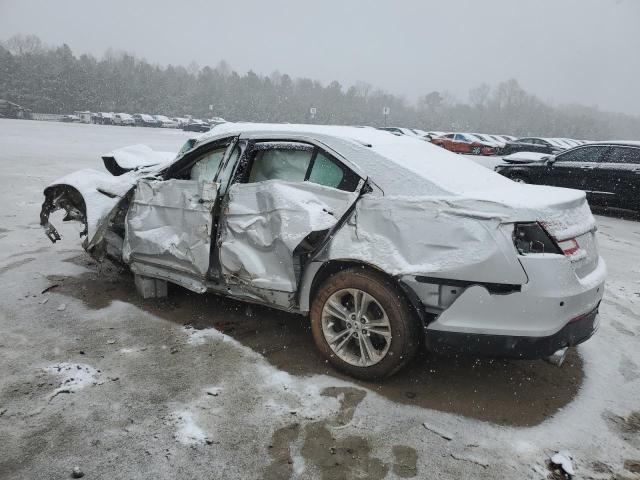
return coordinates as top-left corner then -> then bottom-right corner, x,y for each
310,268 -> 420,380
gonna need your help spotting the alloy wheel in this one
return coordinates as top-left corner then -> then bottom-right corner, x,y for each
321,288 -> 392,367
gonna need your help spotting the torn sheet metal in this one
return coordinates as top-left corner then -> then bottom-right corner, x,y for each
219,180 -> 358,292
41,168 -> 136,249
123,179 -> 215,278
324,184 -> 595,285
325,195 -> 529,285
101,144 -> 175,176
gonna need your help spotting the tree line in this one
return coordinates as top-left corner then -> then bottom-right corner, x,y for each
1,34 -> 639,140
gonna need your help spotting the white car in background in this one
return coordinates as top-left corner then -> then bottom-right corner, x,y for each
40,123 -> 605,379
172,117 -> 189,128
489,134 -> 516,144
423,131 -> 447,140
377,127 -> 425,138
112,113 -> 135,126
154,115 -> 178,128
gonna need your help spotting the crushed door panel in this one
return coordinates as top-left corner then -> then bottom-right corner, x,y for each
123,179 -> 217,278
219,180 -> 358,292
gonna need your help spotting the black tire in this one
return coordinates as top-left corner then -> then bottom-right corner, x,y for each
310,267 -> 421,380
509,174 -> 529,184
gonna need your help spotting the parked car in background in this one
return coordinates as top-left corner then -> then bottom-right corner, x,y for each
182,119 -> 211,132
207,116 -> 227,126
424,131 -> 447,140
154,115 -> 178,128
501,138 -> 556,155
488,134 -> 517,144
470,133 -> 505,152
133,114 -> 161,127
74,111 -> 92,123
112,113 -> 135,126
565,139 -> 586,147
431,133 -> 496,155
172,117 -> 189,128
60,114 -> 82,123
92,112 -> 115,125
409,128 -> 429,137
514,137 -> 567,154
495,141 -> 640,212
377,127 -> 426,138
40,123 -> 605,379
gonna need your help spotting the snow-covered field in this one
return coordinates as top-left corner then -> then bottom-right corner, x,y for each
0,119 -> 639,479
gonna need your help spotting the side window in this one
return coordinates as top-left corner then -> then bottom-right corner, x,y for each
309,151 -> 360,192
606,147 -> 640,164
308,152 -> 345,189
248,148 -> 313,183
556,146 -> 608,163
190,147 -> 227,183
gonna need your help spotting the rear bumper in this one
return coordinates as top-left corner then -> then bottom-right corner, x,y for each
425,304 -> 600,359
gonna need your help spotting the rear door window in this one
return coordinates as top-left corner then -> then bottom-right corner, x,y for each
556,146 -> 608,163
605,146 -> 640,164
308,152 -> 344,188
248,147 -> 313,183
245,142 -> 361,192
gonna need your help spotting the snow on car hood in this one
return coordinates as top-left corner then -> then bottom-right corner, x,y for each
102,144 -> 175,170
502,151 -> 552,163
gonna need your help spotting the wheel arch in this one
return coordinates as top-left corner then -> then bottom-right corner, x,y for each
298,259 -> 428,327
505,169 -> 531,183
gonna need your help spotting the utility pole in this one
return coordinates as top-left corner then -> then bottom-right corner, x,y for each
310,107 -> 316,122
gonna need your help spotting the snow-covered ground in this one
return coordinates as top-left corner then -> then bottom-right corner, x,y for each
0,119 -> 639,479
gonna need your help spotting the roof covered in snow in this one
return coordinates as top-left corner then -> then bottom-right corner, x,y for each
197,122 -> 522,197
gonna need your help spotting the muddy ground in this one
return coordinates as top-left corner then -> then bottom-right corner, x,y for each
0,119 -> 639,479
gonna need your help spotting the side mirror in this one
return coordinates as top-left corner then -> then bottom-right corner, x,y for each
544,155 -> 557,166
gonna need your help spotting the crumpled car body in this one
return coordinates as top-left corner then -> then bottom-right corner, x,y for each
41,123 -> 606,378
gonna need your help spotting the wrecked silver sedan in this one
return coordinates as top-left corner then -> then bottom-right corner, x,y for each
41,124 -> 606,379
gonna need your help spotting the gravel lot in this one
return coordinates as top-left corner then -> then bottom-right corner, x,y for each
1,119 -> 639,479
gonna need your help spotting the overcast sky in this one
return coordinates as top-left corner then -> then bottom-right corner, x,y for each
1,0 -> 639,114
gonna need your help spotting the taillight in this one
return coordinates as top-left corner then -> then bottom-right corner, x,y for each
513,222 -> 562,255
557,238 -> 580,256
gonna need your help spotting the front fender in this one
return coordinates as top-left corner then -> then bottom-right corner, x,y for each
40,169 -> 136,251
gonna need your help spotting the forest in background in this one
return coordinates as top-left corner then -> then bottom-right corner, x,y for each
2,34 -> 639,140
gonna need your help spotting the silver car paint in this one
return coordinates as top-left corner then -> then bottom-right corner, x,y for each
41,124 -> 607,341
123,179 -> 217,283
218,180 -> 359,293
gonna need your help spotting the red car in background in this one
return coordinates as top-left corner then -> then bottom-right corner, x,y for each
431,133 -> 496,155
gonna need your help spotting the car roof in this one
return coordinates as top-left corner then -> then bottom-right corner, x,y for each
587,140 -> 640,147
194,122 -> 515,197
